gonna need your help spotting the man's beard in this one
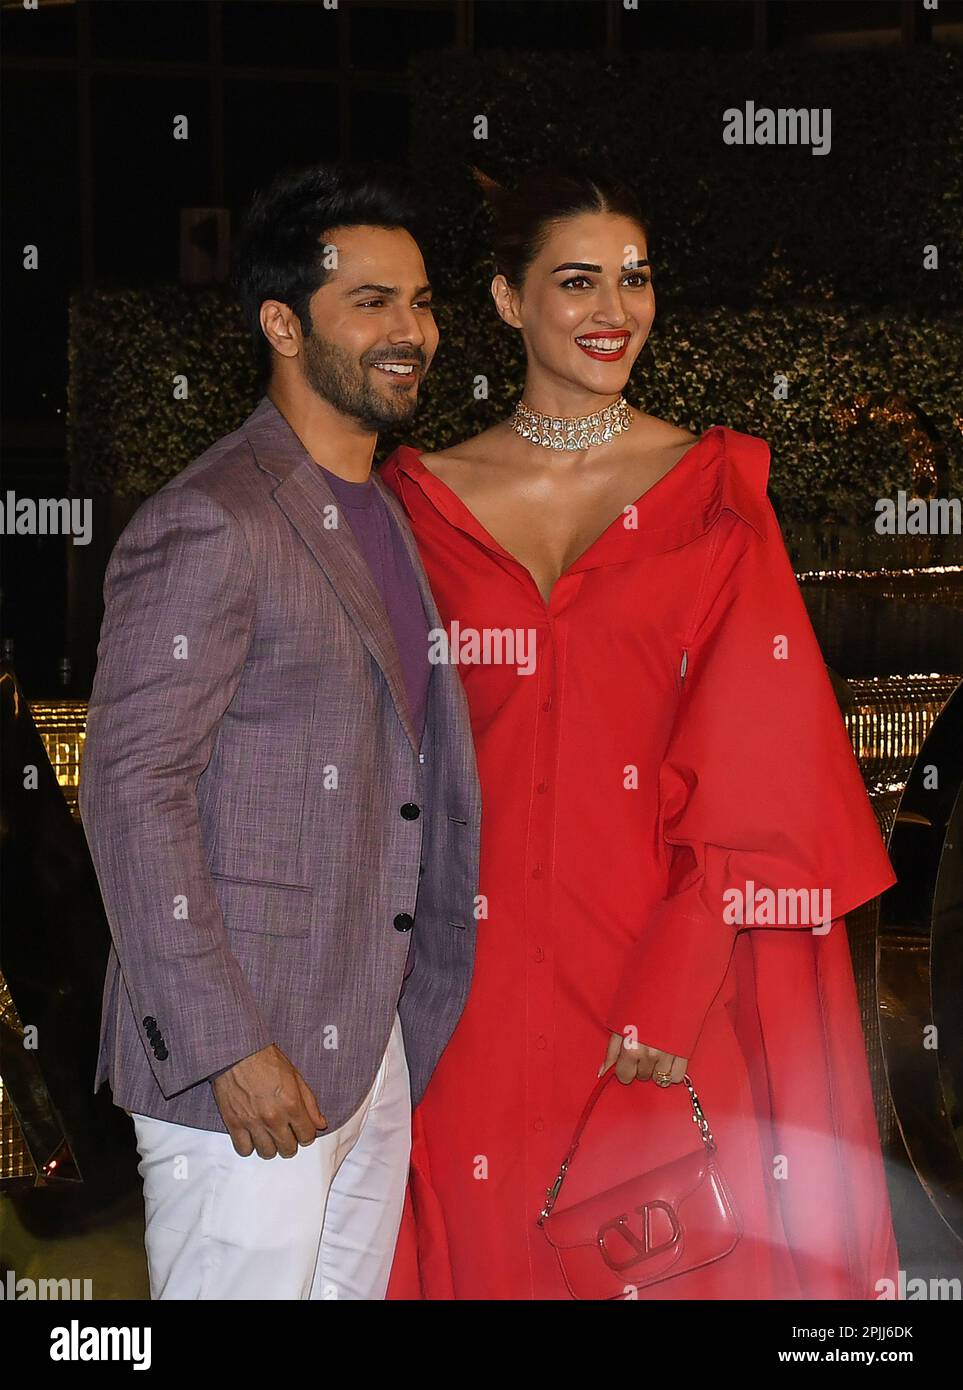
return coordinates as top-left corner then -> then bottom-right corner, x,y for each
301,330 -> 420,431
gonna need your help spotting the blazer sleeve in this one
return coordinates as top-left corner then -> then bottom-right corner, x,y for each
79,486 -> 274,1097
604,489 -> 896,1061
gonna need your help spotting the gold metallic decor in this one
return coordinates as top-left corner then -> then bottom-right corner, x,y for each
0,967 -> 81,1190
841,675 -> 963,806
0,971 -> 33,1186
26,701 -> 87,821
829,392 -> 959,499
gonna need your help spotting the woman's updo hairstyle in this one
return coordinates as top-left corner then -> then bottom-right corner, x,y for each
470,165 -> 652,290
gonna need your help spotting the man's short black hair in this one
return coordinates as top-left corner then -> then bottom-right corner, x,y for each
231,162 -> 423,389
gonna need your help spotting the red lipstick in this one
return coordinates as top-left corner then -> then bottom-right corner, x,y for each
574,331 -> 631,362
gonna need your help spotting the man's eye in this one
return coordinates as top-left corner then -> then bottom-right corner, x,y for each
358,299 -> 384,309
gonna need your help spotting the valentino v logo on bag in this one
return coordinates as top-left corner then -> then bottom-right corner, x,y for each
537,1068 -> 743,1299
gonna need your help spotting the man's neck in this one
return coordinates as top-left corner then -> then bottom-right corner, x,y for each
266,380 -> 378,483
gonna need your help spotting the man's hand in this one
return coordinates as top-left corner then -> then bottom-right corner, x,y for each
601,1032 -> 687,1086
210,1044 -> 327,1158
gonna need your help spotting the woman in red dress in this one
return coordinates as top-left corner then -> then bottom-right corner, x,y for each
379,168 -> 900,1300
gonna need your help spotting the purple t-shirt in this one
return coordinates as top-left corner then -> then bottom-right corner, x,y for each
318,464 -> 430,993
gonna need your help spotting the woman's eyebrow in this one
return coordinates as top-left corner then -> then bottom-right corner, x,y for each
550,259 -> 651,273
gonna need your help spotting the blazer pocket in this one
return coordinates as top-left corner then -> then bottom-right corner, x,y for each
210,873 -> 315,937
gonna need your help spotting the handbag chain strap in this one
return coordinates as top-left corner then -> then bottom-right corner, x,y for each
536,1068 -> 716,1226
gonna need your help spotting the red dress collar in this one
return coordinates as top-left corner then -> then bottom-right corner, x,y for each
384,425 -> 771,568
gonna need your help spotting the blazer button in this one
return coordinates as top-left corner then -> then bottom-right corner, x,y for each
393,912 -> 414,932
400,803 -> 421,820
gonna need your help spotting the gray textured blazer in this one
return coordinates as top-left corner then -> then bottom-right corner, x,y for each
79,393 -> 481,1134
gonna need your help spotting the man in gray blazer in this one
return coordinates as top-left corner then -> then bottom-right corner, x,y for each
79,164 -> 480,1300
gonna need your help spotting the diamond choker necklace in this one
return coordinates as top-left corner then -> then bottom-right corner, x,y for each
510,396 -> 633,451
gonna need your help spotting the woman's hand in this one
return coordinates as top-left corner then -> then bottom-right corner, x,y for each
601,1031 -> 687,1085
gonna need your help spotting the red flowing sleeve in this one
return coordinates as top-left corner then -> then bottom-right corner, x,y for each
605,437 -> 896,1061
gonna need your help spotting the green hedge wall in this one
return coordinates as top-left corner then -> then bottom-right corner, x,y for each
68,45 -> 963,521
68,285 -> 257,498
67,285 -> 963,521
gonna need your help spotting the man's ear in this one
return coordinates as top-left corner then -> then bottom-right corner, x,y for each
490,274 -> 523,331
259,300 -> 302,362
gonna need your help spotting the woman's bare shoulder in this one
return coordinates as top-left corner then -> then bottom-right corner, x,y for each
631,409 -> 701,449
418,421 -> 516,479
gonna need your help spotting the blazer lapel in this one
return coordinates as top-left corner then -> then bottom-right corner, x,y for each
242,394 -> 420,755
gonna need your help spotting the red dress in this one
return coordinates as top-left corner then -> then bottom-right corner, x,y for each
379,425 -> 900,1300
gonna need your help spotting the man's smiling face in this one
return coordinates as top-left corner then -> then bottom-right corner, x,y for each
299,224 -> 438,430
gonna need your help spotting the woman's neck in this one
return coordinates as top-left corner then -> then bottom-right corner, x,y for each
519,377 -> 623,421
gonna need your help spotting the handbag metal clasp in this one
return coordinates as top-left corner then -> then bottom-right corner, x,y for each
597,1200 -> 681,1272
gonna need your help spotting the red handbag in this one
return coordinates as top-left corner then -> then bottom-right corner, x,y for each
537,1068 -> 742,1299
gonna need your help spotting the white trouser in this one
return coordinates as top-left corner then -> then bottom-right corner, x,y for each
129,1011 -> 411,1300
